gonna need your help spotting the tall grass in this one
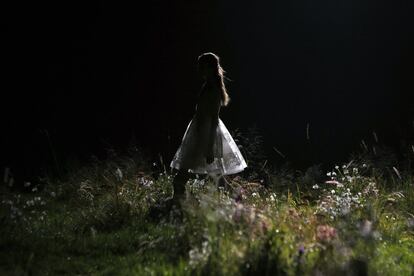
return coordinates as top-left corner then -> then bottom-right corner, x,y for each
0,139 -> 413,275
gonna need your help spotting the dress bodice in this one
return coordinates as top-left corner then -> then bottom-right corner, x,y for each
194,82 -> 221,120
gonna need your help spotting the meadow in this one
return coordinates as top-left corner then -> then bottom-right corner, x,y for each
1,133 -> 413,275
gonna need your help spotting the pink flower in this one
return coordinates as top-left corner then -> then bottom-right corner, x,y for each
325,180 -> 343,187
232,203 -> 244,222
325,180 -> 342,185
316,225 -> 337,243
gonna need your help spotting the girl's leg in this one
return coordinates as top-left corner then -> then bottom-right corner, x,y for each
208,173 -> 230,191
217,175 -> 228,189
172,169 -> 190,206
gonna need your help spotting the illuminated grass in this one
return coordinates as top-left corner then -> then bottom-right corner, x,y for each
0,152 -> 413,275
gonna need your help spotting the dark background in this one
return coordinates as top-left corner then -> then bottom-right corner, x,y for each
3,0 -> 414,181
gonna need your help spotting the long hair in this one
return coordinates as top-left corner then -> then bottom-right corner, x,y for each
197,52 -> 230,106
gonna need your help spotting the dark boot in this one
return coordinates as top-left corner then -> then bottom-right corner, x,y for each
171,170 -> 189,207
148,170 -> 189,220
216,175 -> 231,192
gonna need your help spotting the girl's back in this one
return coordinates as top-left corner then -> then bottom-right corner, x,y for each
194,82 -> 222,121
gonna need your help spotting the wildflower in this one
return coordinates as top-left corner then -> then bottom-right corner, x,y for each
252,192 -> 258,197
312,184 -> 319,189
192,179 -> 205,189
407,217 -> 414,229
316,225 -> 337,243
359,220 -> 373,238
269,194 -> 276,202
189,240 -> 211,267
232,202 -> 244,222
298,244 -> 305,255
31,187 -> 38,192
90,227 -> 97,239
341,205 -> 350,216
373,231 -> 382,240
115,168 -> 123,181
325,180 -> 342,186
139,177 -> 153,187
288,208 -> 299,219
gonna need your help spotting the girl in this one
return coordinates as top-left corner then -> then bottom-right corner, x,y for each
169,52 -> 247,210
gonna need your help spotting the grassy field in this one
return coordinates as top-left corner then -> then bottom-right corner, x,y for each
1,145 -> 414,275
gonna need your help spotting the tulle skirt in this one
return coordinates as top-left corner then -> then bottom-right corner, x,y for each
170,116 -> 247,175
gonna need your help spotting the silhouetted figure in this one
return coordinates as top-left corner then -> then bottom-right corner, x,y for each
169,52 -> 247,209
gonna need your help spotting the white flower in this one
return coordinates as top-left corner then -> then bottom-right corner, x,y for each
359,220 -> 373,238
312,184 -> 319,189
331,190 -> 335,194
407,218 -> 414,229
115,168 -> 123,181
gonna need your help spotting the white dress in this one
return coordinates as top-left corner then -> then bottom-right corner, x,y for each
170,83 -> 247,175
